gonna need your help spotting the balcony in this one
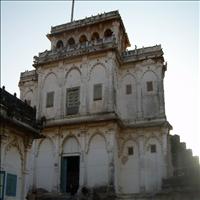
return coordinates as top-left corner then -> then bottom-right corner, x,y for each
49,10 -> 120,35
33,36 -> 117,67
121,45 -> 164,63
0,87 -> 41,134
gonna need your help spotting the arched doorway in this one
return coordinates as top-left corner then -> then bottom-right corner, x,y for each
61,137 -> 81,194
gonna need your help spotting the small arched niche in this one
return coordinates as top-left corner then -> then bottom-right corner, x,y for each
91,32 -> 100,41
104,29 -> 113,38
56,40 -> 64,49
79,35 -> 87,44
68,37 -> 75,46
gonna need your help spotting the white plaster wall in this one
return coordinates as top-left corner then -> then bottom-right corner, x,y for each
25,143 -> 35,195
42,73 -> 59,119
115,131 -> 167,194
118,74 -> 137,120
120,140 -> 140,193
141,70 -> 159,118
23,91 -> 33,106
88,63 -> 107,114
4,147 -> 22,200
86,134 -> 109,187
35,139 -> 54,192
116,60 -> 166,122
19,58 -> 165,123
144,137 -> 163,192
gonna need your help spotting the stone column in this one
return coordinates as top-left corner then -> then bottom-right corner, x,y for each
106,129 -> 115,187
158,79 -> 165,117
58,63 -> 65,118
79,129 -> 87,187
162,129 -> 169,178
53,131 -> 60,192
22,140 -> 34,199
81,56 -> 88,115
138,135 -> 146,192
36,69 -> 44,119
22,149 -> 29,199
106,53 -> 115,112
137,81 -> 143,119
57,62 -> 65,119
33,141 -> 38,190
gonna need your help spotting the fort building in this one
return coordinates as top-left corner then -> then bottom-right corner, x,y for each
1,10 -> 199,200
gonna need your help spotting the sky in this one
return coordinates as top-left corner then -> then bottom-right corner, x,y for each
1,1 -> 199,157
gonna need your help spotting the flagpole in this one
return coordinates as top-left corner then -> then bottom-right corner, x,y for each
71,0 -> 75,22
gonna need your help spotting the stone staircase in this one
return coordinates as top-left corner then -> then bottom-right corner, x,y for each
27,186 -> 116,200
162,134 -> 200,190
27,190 -> 74,200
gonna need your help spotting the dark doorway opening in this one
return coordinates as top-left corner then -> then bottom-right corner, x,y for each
61,156 -> 80,194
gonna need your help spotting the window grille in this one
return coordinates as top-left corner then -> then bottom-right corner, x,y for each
66,87 -> 80,115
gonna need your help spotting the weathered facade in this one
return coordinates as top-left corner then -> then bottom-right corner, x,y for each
0,87 -> 41,200
5,10 -> 199,200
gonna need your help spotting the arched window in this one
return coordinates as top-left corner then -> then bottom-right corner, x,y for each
104,29 -> 113,38
79,35 -> 87,44
68,37 -> 75,46
91,32 -> 100,41
56,40 -> 64,49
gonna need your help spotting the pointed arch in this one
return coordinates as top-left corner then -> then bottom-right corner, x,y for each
121,72 -> 137,82
144,135 -> 163,192
35,137 -> 55,191
86,132 -> 109,187
144,135 -> 162,151
36,137 -> 55,157
4,138 -> 24,165
79,34 -> 88,44
68,37 -> 75,46
56,40 -> 64,49
120,138 -> 140,193
42,72 -> 58,89
86,132 -> 107,153
65,66 -> 81,80
88,62 -> 107,81
91,32 -> 100,41
141,69 -> 159,82
120,138 -> 139,157
104,29 -> 113,38
61,135 -> 81,154
120,72 -> 137,89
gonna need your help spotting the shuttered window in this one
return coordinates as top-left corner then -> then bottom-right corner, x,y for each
150,144 -> 156,153
66,87 -> 80,115
126,84 -> 132,95
128,146 -> 134,156
146,81 -> 153,92
6,173 -> 17,196
93,84 -> 102,101
0,171 -> 5,199
46,91 -> 54,108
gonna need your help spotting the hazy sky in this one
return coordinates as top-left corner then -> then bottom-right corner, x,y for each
1,1 -> 199,156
